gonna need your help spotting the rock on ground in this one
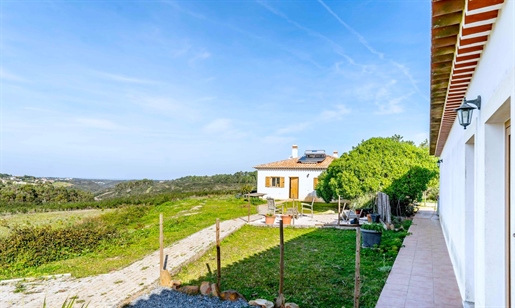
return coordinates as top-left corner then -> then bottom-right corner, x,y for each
127,287 -> 249,308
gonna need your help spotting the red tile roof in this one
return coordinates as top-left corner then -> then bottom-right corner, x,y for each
254,156 -> 336,170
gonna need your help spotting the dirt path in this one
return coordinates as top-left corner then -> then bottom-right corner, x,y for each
0,215 -> 261,308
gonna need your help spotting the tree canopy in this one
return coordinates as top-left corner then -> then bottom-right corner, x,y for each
316,136 -> 438,215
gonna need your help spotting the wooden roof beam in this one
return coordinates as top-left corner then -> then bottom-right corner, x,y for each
432,11 -> 463,27
432,0 -> 465,17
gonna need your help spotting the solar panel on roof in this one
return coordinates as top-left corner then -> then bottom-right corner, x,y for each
298,150 -> 326,164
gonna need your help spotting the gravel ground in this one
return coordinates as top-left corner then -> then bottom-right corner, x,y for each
126,287 -> 250,308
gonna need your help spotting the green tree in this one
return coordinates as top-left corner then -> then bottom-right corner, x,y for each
316,136 -> 438,215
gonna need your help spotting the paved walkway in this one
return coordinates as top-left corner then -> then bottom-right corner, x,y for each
376,208 -> 462,308
0,215 -> 261,308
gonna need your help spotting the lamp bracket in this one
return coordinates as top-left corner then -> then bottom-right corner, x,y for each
464,95 -> 481,110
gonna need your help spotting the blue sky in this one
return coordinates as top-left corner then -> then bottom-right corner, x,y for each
1,1 -> 430,180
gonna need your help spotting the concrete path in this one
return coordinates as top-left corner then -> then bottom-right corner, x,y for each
0,215 -> 261,308
376,207 -> 462,307
249,212 -> 366,228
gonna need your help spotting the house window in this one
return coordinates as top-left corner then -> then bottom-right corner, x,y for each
265,176 -> 285,188
313,177 -> 319,188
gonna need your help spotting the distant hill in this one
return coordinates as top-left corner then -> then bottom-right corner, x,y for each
0,171 -> 257,202
97,171 -> 257,200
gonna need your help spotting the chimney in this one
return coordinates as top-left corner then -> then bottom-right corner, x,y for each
333,150 -> 339,158
292,145 -> 298,158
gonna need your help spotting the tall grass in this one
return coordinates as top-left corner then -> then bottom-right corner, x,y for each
0,190 -> 240,214
0,195 -> 256,280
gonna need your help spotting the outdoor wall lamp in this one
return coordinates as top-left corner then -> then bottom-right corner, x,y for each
455,96 -> 481,129
437,159 -> 443,167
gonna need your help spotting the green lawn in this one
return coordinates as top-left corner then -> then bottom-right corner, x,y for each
0,209 -> 113,238
175,225 -> 410,307
0,195 -> 257,280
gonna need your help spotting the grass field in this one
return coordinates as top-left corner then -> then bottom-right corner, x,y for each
0,209 -> 113,238
175,225 -> 410,307
0,195 -> 258,280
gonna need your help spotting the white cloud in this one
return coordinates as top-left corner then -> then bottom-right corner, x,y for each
94,71 -> 157,84
131,95 -> 202,121
202,118 -> 248,140
317,105 -> 351,121
195,96 -> 216,102
164,1 -> 207,20
276,123 -> 311,135
413,132 -> 428,145
75,118 -> 123,130
376,92 -> 414,115
170,42 -> 192,58
256,0 -> 357,65
390,60 -> 428,101
204,118 -> 232,133
318,0 -> 384,59
0,68 -> 26,82
23,106 -> 57,113
189,51 -> 211,65
263,135 -> 295,145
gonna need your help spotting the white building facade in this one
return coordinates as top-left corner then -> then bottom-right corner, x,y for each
430,0 -> 514,306
254,145 -> 337,201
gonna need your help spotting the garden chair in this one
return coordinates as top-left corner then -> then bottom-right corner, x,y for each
301,196 -> 314,218
267,197 -> 282,215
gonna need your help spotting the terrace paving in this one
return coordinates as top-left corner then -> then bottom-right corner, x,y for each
0,215 -> 262,308
376,207 -> 462,308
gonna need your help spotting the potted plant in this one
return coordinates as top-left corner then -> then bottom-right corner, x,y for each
265,212 -> 276,225
361,222 -> 384,248
281,214 -> 293,225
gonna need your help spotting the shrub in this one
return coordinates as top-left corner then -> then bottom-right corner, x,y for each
0,217 -> 118,268
361,223 -> 384,233
316,136 -> 438,216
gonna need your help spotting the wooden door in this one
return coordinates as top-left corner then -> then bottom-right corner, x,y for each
289,177 -> 299,199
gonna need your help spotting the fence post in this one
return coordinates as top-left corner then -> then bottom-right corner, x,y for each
216,218 -> 221,289
338,196 -> 341,225
354,227 -> 361,308
159,213 -> 171,286
276,220 -> 285,308
248,194 -> 251,223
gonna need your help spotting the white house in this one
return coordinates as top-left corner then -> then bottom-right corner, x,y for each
254,145 -> 338,201
430,0 -> 514,306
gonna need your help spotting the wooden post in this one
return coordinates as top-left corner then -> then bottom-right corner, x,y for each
386,194 -> 391,226
160,213 -> 163,272
277,220 -> 285,308
248,194 -> 251,223
159,213 -> 171,286
354,227 -> 361,308
216,218 -> 221,289
338,196 -> 341,226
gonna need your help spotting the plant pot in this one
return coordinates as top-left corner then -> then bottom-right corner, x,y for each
281,215 -> 292,225
371,214 -> 380,223
361,229 -> 382,248
265,215 -> 276,225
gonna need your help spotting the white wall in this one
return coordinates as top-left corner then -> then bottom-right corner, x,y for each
439,122 -> 467,300
439,1 -> 514,306
256,169 -> 324,201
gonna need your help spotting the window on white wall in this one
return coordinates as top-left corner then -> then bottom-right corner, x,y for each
265,176 -> 284,188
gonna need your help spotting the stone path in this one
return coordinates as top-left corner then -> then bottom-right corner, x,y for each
376,207 -> 462,307
0,215 -> 261,308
